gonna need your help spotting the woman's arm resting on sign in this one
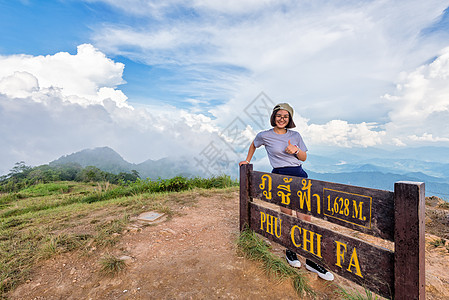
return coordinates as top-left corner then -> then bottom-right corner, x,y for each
239,141 -> 256,166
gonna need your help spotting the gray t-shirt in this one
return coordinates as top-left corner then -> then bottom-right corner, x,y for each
253,128 -> 308,168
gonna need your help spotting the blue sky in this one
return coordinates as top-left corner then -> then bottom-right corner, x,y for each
1,0 -> 449,176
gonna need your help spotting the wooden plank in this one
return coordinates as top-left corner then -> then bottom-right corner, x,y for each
394,182 -> 425,300
250,203 -> 394,299
250,171 -> 395,241
239,164 -> 253,231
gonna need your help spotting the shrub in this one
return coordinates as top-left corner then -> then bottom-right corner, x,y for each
99,254 -> 127,276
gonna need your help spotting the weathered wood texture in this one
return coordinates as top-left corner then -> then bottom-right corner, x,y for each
239,164 -> 253,231
240,165 -> 426,300
250,203 -> 394,299
394,182 -> 425,300
250,171 -> 395,241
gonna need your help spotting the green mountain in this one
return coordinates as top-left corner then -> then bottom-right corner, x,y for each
50,146 -> 203,179
50,147 -> 133,174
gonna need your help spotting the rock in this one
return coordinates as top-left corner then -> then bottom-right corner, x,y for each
137,211 -> 166,224
129,227 -> 142,233
426,196 -> 444,207
161,228 -> 176,235
119,255 -> 133,262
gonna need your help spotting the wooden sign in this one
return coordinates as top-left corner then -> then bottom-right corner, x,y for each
240,164 -> 425,300
250,171 -> 395,241
252,204 -> 393,297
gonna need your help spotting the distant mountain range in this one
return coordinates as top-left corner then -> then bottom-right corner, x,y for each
50,146 -> 449,200
306,146 -> 449,199
50,146 -> 206,180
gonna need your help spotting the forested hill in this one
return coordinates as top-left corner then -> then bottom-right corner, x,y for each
50,147 -> 134,175
50,147 -> 203,179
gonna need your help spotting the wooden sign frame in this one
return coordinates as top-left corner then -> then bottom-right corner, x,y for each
239,164 -> 425,299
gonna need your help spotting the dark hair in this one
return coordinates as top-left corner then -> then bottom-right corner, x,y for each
270,110 -> 295,128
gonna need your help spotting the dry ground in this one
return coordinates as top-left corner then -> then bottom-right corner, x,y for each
7,190 -> 449,300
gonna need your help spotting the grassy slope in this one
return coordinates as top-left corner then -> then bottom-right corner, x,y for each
0,179 -> 237,297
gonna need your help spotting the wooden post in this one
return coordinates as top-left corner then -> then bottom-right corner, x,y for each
239,164 -> 252,231
394,181 -> 425,300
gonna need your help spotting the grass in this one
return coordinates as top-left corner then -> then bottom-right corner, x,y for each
39,233 -> 89,259
429,238 -> 447,250
237,227 -> 385,300
335,285 -> 380,300
99,254 -> 127,276
237,227 -> 315,298
94,214 -> 130,247
0,175 -> 238,297
20,182 -> 72,197
439,201 -> 449,209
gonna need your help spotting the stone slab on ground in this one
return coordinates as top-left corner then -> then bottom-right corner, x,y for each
137,211 -> 166,223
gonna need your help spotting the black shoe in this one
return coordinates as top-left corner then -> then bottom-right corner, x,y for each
305,259 -> 334,281
285,250 -> 301,268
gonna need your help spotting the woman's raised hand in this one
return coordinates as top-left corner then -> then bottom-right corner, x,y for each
285,140 -> 299,154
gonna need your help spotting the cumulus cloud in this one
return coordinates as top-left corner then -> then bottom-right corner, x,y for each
305,120 -> 385,148
0,44 -> 128,108
0,71 -> 39,98
384,46 -> 449,146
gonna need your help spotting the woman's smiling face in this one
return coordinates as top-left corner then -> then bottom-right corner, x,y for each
274,109 -> 290,129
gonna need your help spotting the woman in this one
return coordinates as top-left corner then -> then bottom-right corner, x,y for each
239,103 -> 334,281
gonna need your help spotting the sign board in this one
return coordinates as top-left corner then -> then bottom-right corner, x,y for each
240,164 -> 425,300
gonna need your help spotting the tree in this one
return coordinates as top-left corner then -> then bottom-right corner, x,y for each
77,166 -> 105,182
7,161 -> 32,179
131,170 -> 140,179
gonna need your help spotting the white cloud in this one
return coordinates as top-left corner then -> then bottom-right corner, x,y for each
0,71 -> 39,98
4,0 -> 449,175
93,26 -> 185,59
0,90 -> 225,176
305,120 -> 385,148
87,0 -> 288,17
392,138 -> 407,147
0,38 -> 448,178
84,0 -> 176,18
409,133 -> 449,142
192,0 -> 283,14
384,46 -> 449,145
89,0 -> 449,126
0,44 -> 128,108
0,45 -> 231,175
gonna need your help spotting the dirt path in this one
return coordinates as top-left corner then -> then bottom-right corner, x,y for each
8,191 -> 449,299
